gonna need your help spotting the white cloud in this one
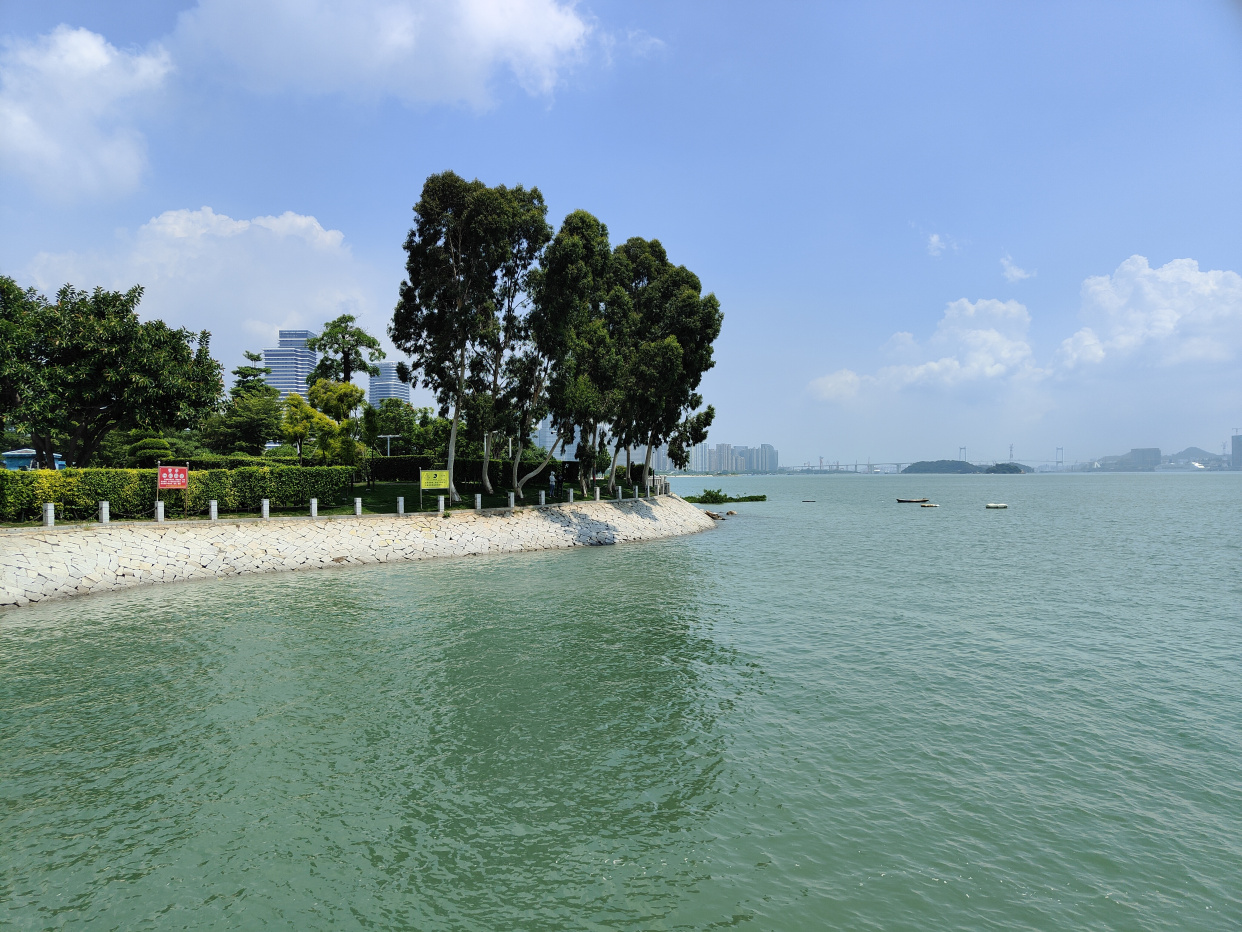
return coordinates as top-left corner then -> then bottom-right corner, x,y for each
1058,255 -> 1242,368
809,369 -> 861,401
173,0 -> 591,107
927,233 -> 945,257
1001,254 -> 1034,282
0,26 -> 171,199
26,207 -> 389,374
808,298 -> 1039,401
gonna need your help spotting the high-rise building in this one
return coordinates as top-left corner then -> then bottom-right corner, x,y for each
532,418 -> 580,455
1233,434 -> 1241,470
368,362 -> 409,405
262,330 -> 318,399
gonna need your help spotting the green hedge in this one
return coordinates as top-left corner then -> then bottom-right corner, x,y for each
0,466 -> 355,522
369,454 -> 569,490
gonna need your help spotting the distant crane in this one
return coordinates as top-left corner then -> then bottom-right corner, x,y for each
959,446 -> 967,461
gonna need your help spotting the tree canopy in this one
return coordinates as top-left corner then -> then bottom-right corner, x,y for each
306,314 -> 385,385
1,277 -> 223,467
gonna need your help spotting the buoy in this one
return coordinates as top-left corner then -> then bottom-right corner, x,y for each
920,503 -> 939,508
985,503 -> 1008,509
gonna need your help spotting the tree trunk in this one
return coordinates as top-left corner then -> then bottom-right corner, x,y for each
517,440 -> 559,496
445,348 -> 466,502
607,439 -> 622,492
625,447 -> 632,489
643,434 -> 655,489
481,432 -> 493,494
511,436 -> 522,497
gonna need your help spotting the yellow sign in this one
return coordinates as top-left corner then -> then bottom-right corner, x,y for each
420,469 -> 450,490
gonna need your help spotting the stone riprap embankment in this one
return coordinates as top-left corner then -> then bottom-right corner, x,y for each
0,495 -> 713,608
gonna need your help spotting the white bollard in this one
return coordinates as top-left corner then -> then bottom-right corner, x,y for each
354,497 -> 362,516
594,487 -> 600,502
155,501 -> 164,523
438,495 -> 445,514
616,488 -> 622,501
309,498 -> 317,518
508,491 -> 515,509
99,501 -> 110,524
634,487 -> 640,500
568,489 -> 574,503
43,502 -> 55,527
261,499 -> 270,520
397,496 -> 404,515
474,494 -> 482,511
539,490 -> 546,506
209,500 -> 218,521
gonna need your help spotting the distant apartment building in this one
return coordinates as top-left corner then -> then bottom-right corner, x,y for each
368,362 -> 409,405
1234,435 -> 1242,470
686,440 -> 778,473
262,330 -> 318,399
532,418 -> 581,455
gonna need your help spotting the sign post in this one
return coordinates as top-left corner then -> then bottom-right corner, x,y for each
158,464 -> 189,521
419,469 -> 450,512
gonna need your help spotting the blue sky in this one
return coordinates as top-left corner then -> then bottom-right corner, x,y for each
3,1 -> 1241,465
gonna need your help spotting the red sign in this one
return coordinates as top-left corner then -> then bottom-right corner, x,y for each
158,466 -> 188,489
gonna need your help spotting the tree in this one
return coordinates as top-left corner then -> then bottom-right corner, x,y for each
2,280 -> 223,467
230,350 -> 274,398
281,393 -> 329,464
391,171 -> 508,501
464,184 -> 553,494
608,237 -> 723,482
306,314 -> 386,386
308,378 -> 365,421
204,351 -> 283,454
532,210 -> 620,494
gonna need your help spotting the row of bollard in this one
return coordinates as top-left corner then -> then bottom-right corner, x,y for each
38,480 -> 672,527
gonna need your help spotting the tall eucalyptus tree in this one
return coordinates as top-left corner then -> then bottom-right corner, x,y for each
391,172 -> 505,501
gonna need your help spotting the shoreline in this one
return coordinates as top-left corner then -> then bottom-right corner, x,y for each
1,495 -> 714,609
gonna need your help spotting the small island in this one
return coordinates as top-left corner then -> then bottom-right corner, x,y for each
902,460 -> 1032,474
683,488 -> 767,504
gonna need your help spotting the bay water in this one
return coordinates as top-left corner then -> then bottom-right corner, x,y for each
2,474 -> 1239,930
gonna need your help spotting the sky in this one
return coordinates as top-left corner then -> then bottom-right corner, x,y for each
2,0 -> 1241,467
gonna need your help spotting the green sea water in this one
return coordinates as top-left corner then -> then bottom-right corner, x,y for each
3,473 -> 1240,930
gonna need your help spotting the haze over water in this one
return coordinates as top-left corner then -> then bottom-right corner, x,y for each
3,474 -> 1240,930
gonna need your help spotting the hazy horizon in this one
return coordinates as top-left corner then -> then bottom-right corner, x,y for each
2,1 -> 1240,464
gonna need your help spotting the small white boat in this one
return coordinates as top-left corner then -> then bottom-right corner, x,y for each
985,503 -> 1008,509
920,503 -> 939,508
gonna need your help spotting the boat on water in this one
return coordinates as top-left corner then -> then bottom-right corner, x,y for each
985,503 -> 1008,509
897,498 -> 929,503
920,503 -> 939,508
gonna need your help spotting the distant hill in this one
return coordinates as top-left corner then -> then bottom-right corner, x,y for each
1171,447 -> 1223,463
902,460 -> 983,474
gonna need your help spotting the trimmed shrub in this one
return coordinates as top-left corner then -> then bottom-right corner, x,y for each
0,466 -> 355,522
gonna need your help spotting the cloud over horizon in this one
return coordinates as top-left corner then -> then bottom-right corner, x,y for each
25,206 -> 392,377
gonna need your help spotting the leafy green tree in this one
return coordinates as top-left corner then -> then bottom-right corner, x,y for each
281,393 -> 329,464
204,351 -> 283,454
306,314 -> 386,385
532,210 -> 620,494
391,171 -> 508,501
608,237 -> 723,480
308,378 -> 365,421
1,280 -> 223,467
466,183 -> 553,494
230,350 -> 275,397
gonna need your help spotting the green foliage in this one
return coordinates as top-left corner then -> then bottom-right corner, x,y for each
985,462 -> 1028,474
128,435 -> 173,467
230,351 -> 276,399
0,466 -> 354,523
682,488 -> 766,504
306,315 -> 385,385
204,391 -> 283,455
0,277 -> 223,467
308,379 -> 365,421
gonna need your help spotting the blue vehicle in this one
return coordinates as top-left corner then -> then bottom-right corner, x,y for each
2,448 -> 66,470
